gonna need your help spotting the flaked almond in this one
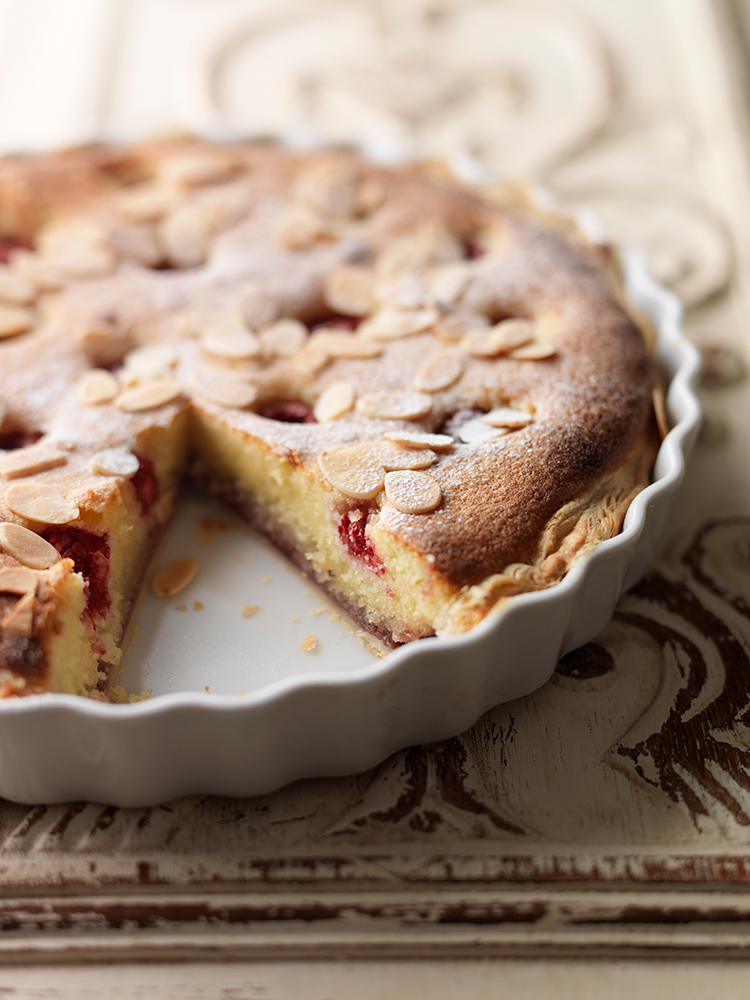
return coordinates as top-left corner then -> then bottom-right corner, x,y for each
375,274 -> 428,311
313,380 -> 355,422
0,304 -> 33,339
483,407 -> 534,429
1,592 -> 35,637
356,391 -> 433,421
75,313 -> 133,367
5,483 -> 79,524
359,306 -> 439,341
121,344 -> 177,385
90,448 -> 140,479
259,319 -> 307,358
293,346 -> 330,377
510,341 -> 558,360
292,160 -> 360,218
160,152 -> 236,188
239,285 -> 279,330
10,250 -> 64,292
201,327 -> 260,361
457,418 -> 507,444
158,204 -> 213,268
275,205 -> 329,251
0,567 -> 38,594
433,311 -> 490,343
414,352 -> 463,393
0,266 -> 36,306
461,318 -> 536,358
429,263 -> 470,306
76,368 -> 119,406
384,470 -> 442,514
114,378 -> 182,412
108,225 -> 162,268
0,522 -> 61,569
365,443 -> 437,471
384,430 -> 454,452
190,370 -> 258,410
324,267 -> 375,316
0,444 -> 67,480
300,634 -> 317,651
54,246 -> 117,279
114,185 -> 178,222
310,331 -> 383,359
151,557 -> 198,598
318,447 -> 385,500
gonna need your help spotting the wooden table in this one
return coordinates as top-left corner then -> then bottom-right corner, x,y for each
1,0 -> 750,994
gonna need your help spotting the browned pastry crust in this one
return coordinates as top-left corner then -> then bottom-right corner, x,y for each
0,138 -> 659,696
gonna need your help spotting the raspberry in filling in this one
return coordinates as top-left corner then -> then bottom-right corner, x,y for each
42,527 -> 111,623
261,402 -> 316,423
130,454 -> 159,516
0,237 -> 31,264
339,508 -> 384,574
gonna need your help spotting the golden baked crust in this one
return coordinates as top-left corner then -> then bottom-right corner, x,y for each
0,137 -> 658,694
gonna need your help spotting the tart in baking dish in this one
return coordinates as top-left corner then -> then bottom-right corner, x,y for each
0,138 -> 658,698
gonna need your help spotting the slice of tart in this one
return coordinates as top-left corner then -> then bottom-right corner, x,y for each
0,138 -> 659,697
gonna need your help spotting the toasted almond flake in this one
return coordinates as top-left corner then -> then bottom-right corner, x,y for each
318,447 -> 385,500
0,266 -> 36,306
375,274 -> 428,310
5,483 -> 79,524
90,448 -> 140,478
457,418 -> 508,444
158,204 -> 213,268
310,331 -> 383,359
314,380 -> 355,422
275,205 -> 329,251
0,567 -> 38,594
190,370 -> 258,410
365,443 -> 437,471
121,344 -> 177,385
324,267 -> 375,316
75,368 -> 119,406
151,557 -> 198,598
359,306 -> 439,341
0,304 -> 33,339
160,152 -> 236,187
259,319 -> 307,358
10,250 -> 63,292
384,430 -> 454,452
356,391 -> 433,421
461,318 -> 536,358
108,225 -> 162,268
114,378 -> 182,412
294,346 -> 330,376
53,246 -> 117,279
0,445 -> 67,480
384,470 -> 442,514
293,160 -> 360,218
510,341 -> 558,360
0,522 -> 61,569
1,592 -> 34,637
429,263 -> 470,305
483,407 -> 534,429
114,185 -> 178,222
201,327 -> 260,361
434,311 -> 490,343
241,604 -> 261,617
239,285 -> 279,329
414,352 -> 464,392
300,634 -> 317,651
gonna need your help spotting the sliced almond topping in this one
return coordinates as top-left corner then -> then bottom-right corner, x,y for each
121,344 -> 177,385
375,274 -> 429,311
0,444 -> 67,480
461,318 -> 536,358
108,225 -> 162,268
0,266 -> 36,306
384,470 -> 442,514
75,314 -> 133,367
314,380 -> 355,422
114,185 -> 178,222
190,370 -> 258,410
258,319 -> 307,359
310,331 -> 383,359
324,267 -> 375,316
384,430 -> 454,452
0,567 -> 38,594
0,304 -> 33,339
239,285 -> 279,330
366,443 -> 437,471
1,592 -> 35,637
414,352 -> 464,393
10,250 -> 64,293
433,311 -> 490,343
483,407 -> 534,429
300,634 -> 317,651
429,263 -> 470,306
318,447 -> 385,500
359,306 -> 439,341
90,448 -> 140,479
457,418 -> 508,444
151,557 -> 198,598
510,341 -> 558,360
160,152 -> 236,188
293,346 -> 330,377
5,483 -> 79,524
76,368 -> 120,406
356,391 -> 433,421
114,378 -> 182,412
158,204 -> 213,268
292,160 -> 361,218
54,246 -> 117,279
201,327 -> 261,361
0,522 -> 61,569
275,205 -> 330,251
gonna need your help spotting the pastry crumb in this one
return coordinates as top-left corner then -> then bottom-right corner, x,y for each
193,600 -> 204,610
174,603 -> 187,611
197,516 -> 230,545
291,614 -> 300,621
204,685 -> 210,692
242,604 -> 261,617
233,553 -> 243,561
261,575 -> 272,583
300,634 -> 317,651
310,606 -> 327,616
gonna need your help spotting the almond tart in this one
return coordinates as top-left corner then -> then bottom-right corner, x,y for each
0,138 -> 659,698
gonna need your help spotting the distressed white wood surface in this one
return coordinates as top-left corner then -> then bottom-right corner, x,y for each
1,0 -> 750,992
